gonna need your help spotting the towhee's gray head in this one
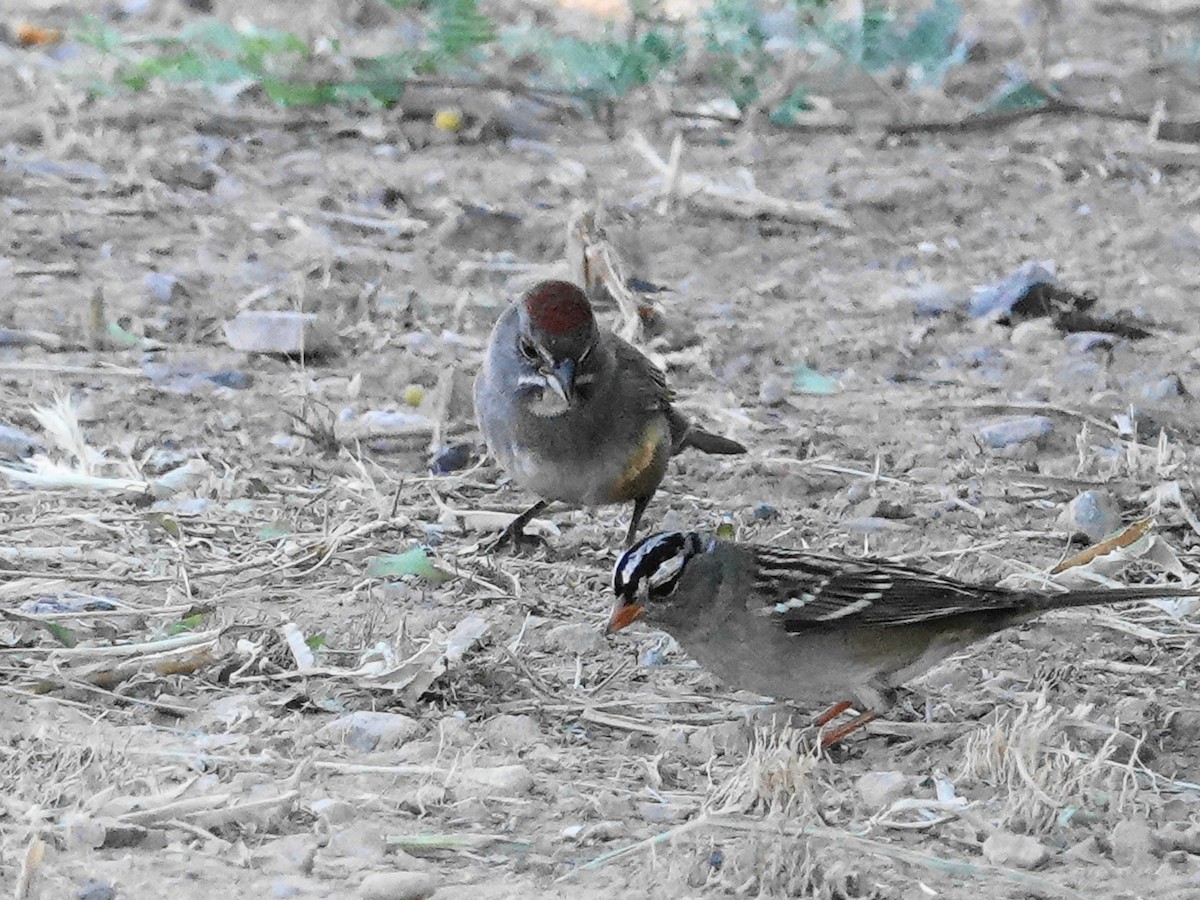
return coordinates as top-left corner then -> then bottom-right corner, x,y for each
514,281 -> 601,417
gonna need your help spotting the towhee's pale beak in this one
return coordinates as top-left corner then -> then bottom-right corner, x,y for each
546,358 -> 575,405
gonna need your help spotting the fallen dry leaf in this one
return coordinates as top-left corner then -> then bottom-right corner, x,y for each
1051,517 -> 1153,574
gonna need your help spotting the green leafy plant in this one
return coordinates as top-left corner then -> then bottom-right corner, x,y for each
701,0 -> 772,110
42,621 -> 77,648
821,0 -> 967,87
539,29 -> 681,100
768,85 -> 813,126
167,613 -> 207,636
987,77 -> 1051,112
77,0 -> 499,107
79,19 -> 337,103
427,0 -> 496,59
73,0 -> 972,121
305,633 -> 327,651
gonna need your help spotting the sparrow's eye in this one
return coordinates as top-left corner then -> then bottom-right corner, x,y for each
519,338 -> 539,362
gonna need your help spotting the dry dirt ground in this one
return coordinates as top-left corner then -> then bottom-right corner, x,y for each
3,1 -> 1200,899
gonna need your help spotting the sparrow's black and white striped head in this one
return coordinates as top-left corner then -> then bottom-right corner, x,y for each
609,531 -> 706,632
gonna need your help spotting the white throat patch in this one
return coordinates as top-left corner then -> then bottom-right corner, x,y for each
518,374 -> 571,417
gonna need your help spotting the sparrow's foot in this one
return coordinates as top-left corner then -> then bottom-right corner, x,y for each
819,711 -> 877,749
813,701 -> 854,727
806,699 -> 879,749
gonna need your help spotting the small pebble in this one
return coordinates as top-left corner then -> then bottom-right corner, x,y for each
758,374 -> 790,406
1142,373 -> 1186,402
1168,709 -> 1200,741
430,443 -> 471,474
856,771 -> 909,808
844,516 -> 911,534
850,498 -> 909,520
969,260 -> 1056,320
1156,823 -> 1200,855
7,122 -> 43,146
76,880 -> 115,900
310,798 -> 357,825
580,820 -> 624,843
496,99 -> 555,140
638,801 -> 689,824
436,712 -> 473,747
318,711 -> 421,752
885,282 -> 956,317
359,871 -> 439,900
845,479 -> 872,504
418,523 -> 445,546
100,822 -> 151,849
484,714 -> 541,750
0,329 -> 54,347
753,277 -> 784,297
1110,818 -> 1157,870
1009,319 -> 1058,349
326,822 -> 387,863
688,721 -> 750,757
207,370 -> 253,390
540,622 -> 602,655
254,834 -> 315,875
20,158 -> 107,183
144,271 -> 181,304
982,832 -> 1050,869
353,410 -> 432,434
394,783 -> 447,814
142,362 -> 253,394
976,416 -> 1052,449
1057,490 -> 1120,542
22,595 -> 116,615
223,310 -> 338,357
639,644 -> 667,667
1113,696 -> 1151,726
0,422 -> 40,459
64,814 -> 107,851
1064,332 -> 1119,353
455,764 -> 534,798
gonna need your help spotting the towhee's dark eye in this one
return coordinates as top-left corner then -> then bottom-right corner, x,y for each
519,338 -> 539,362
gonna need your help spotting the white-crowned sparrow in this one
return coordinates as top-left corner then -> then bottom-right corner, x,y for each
475,281 -> 745,547
609,531 -> 1200,744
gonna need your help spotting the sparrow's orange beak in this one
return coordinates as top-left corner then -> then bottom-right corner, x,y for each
606,603 -> 645,634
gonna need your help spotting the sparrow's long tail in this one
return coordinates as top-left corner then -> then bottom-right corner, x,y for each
1020,584 -> 1198,612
